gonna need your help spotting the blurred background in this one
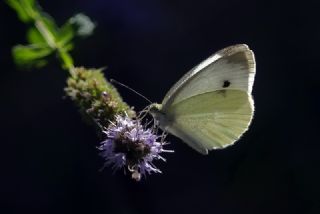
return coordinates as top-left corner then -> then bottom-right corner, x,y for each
0,0 -> 320,213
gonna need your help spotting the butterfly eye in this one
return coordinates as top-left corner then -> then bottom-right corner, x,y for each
223,80 -> 231,88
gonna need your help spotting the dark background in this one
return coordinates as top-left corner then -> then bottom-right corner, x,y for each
1,0 -> 320,213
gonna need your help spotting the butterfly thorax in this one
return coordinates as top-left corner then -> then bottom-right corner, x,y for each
148,103 -> 172,130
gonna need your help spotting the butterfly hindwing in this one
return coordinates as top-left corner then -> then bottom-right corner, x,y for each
164,90 -> 254,154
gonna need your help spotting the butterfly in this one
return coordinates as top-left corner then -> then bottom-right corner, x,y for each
149,44 -> 256,154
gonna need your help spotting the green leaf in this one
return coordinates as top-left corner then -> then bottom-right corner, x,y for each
6,0 -> 32,22
6,0 -> 40,22
63,43 -> 74,52
57,22 -> 75,47
27,27 -> 46,44
12,44 -> 53,68
69,13 -> 95,37
20,0 -> 39,19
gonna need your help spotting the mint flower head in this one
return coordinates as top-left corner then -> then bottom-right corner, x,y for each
99,115 -> 173,181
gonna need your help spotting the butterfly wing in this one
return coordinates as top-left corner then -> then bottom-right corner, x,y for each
161,44 -> 255,111
158,44 -> 256,154
164,90 -> 254,154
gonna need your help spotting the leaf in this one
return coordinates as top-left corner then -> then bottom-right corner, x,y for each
20,0 -> 39,19
6,0 -> 32,22
57,22 -> 75,47
6,0 -> 39,23
26,27 -> 46,44
63,43 -> 74,52
12,44 -> 53,68
69,13 -> 95,37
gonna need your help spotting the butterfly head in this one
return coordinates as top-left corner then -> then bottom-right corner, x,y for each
148,103 -> 162,116
148,103 -> 171,130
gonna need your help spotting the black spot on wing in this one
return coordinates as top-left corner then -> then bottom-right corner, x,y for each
223,80 -> 231,88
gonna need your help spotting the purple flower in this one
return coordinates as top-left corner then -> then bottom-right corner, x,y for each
99,115 -> 173,181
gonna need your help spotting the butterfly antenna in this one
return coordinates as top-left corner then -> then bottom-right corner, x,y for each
110,79 -> 152,104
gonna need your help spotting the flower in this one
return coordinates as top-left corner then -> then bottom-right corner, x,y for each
65,67 -> 135,128
99,115 -> 172,181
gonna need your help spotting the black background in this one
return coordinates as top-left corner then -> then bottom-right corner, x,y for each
1,0 -> 320,214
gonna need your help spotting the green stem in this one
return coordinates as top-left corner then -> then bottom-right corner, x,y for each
58,49 -> 74,71
35,20 -> 56,48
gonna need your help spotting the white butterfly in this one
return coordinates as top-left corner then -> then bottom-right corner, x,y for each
149,44 -> 256,154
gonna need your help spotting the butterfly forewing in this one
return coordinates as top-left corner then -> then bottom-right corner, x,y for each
161,44 -> 255,111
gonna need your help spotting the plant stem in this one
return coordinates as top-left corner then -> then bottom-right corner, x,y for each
35,20 -> 56,48
58,49 -> 74,71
